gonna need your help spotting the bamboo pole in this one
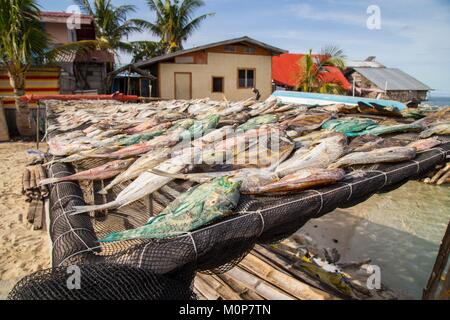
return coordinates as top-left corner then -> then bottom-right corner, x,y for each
253,245 -> 339,296
216,273 -> 265,300
423,222 -> 450,300
226,266 -> 296,300
194,274 -> 223,300
196,273 -> 243,300
239,253 -> 334,300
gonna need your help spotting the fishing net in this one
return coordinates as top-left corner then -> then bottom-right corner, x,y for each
9,101 -> 450,300
7,263 -> 196,300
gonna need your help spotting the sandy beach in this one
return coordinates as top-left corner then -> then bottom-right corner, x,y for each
0,142 -> 50,299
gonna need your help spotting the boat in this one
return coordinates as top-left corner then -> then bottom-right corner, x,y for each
271,90 -> 407,111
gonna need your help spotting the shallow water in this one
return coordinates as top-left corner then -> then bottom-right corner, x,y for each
337,182 -> 449,299
300,181 -> 449,299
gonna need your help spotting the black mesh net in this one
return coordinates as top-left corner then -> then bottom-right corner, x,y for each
7,263 -> 196,300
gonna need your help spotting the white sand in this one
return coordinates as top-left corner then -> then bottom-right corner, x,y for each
0,142 -> 50,299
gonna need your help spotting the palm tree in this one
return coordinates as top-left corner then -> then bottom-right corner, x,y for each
0,0 -> 50,135
296,46 -> 347,94
74,0 -> 148,55
130,41 -> 166,63
144,0 -> 215,53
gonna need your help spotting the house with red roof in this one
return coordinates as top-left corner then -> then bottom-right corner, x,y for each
272,53 -> 351,92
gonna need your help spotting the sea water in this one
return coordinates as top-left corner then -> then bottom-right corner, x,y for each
337,182 -> 449,299
425,93 -> 450,107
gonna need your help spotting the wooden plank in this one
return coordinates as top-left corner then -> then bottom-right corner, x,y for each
0,99 -> 9,141
26,199 -> 38,224
33,200 -> 44,230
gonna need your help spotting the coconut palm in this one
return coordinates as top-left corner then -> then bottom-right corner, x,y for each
0,0 -> 50,135
74,0 -> 148,55
296,46 -> 347,94
130,41 -> 166,63
144,0 -> 215,53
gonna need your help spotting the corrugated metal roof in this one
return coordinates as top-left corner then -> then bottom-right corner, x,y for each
346,60 -> 385,68
354,67 -> 432,91
135,36 -> 287,68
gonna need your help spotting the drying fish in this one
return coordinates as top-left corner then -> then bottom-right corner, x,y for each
117,131 -> 164,147
237,114 -> 278,132
419,122 -> 450,138
243,168 -> 345,195
99,176 -> 241,242
73,150 -> 202,214
360,123 -> 423,136
322,118 -> 377,137
99,148 -> 172,194
39,159 -> 135,186
284,113 -> 332,133
276,134 -> 347,177
191,125 -> 235,148
180,114 -> 220,141
125,117 -> 159,134
407,138 -> 441,152
348,135 -> 405,153
330,147 -> 416,168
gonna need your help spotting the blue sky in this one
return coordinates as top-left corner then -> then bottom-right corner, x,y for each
40,0 -> 450,94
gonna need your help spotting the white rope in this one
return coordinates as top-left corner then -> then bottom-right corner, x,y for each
51,195 -> 85,210
364,170 -> 388,188
187,232 -> 198,261
257,210 -> 265,237
411,160 -> 421,174
342,182 -> 353,201
53,228 -> 97,246
308,190 -> 324,216
138,242 -> 153,268
57,246 -> 102,267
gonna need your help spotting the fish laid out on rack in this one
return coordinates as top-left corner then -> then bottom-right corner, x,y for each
41,97 -> 450,242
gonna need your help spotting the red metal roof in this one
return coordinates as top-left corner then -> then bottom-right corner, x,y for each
272,53 -> 351,90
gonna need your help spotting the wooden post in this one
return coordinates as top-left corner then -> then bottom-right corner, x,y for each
0,98 -> 10,141
423,221 -> 450,300
36,105 -> 40,150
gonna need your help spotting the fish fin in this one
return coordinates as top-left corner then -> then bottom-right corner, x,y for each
72,201 -> 118,215
38,177 -> 61,186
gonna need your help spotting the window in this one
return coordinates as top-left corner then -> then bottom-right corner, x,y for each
224,45 -> 236,52
238,69 -> 255,88
245,47 -> 256,54
212,77 -> 224,93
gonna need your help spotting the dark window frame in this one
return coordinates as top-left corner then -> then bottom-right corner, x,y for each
237,68 -> 256,89
212,76 -> 224,93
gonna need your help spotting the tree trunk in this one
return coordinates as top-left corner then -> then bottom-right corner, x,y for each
8,70 -> 34,137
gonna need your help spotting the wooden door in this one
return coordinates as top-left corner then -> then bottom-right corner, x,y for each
174,72 -> 192,100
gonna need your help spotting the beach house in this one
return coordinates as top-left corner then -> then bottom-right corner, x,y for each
122,37 -> 287,101
345,57 -> 432,103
